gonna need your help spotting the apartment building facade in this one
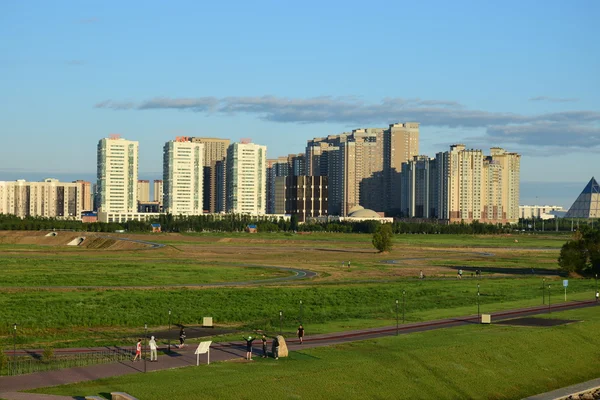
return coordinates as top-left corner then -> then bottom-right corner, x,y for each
163,139 -> 204,215
96,136 -> 139,213
226,142 -> 267,215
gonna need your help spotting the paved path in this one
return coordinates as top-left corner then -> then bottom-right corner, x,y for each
523,377 -> 600,399
1,299 -> 597,396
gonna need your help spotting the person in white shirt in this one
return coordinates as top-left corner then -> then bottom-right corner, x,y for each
149,336 -> 159,362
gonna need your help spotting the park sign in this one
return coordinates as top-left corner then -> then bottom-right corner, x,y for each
195,341 -> 212,365
563,280 -> 568,287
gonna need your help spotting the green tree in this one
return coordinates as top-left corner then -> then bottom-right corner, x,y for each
558,228 -> 600,275
372,223 -> 393,253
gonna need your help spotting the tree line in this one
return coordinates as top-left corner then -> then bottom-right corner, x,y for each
0,213 -> 524,235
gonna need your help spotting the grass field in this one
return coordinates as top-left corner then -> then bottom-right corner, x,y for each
32,306 -> 600,400
0,230 -> 581,350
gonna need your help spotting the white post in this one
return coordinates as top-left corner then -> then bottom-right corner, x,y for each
207,348 -> 210,365
197,353 -> 199,366
564,287 -> 567,302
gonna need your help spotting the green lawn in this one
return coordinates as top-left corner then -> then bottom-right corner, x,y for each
33,306 -> 600,400
1,277 -> 595,348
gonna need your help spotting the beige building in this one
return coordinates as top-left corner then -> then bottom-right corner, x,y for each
163,139 -> 204,215
137,180 -> 150,202
153,180 -> 163,204
436,145 -> 520,224
190,137 -> 230,212
73,180 -> 92,211
226,142 -> 267,215
520,205 -> 565,220
0,179 -> 83,219
384,122 -> 420,213
96,136 -> 139,212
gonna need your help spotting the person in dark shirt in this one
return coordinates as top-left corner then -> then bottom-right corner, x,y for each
297,325 -> 305,344
242,336 -> 255,360
178,328 -> 186,348
261,334 -> 268,358
272,336 -> 280,360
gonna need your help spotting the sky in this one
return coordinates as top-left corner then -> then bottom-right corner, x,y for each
1,0 -> 599,207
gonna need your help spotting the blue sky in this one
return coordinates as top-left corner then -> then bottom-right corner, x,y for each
1,0 -> 599,206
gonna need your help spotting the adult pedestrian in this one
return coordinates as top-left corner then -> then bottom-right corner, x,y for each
272,336 -> 280,360
178,327 -> 186,348
297,324 -> 305,344
242,335 -> 255,360
133,338 -> 142,362
261,334 -> 268,358
458,269 -> 463,279
419,270 -> 424,279
348,261 -> 351,268
149,336 -> 159,362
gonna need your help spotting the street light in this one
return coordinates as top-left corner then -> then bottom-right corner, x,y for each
279,310 -> 283,336
168,309 -> 172,353
12,323 -> 17,376
144,323 -> 148,373
542,278 -> 546,305
477,284 -> 480,318
548,285 -> 551,313
299,300 -> 303,325
395,299 -> 399,336
596,274 -> 598,302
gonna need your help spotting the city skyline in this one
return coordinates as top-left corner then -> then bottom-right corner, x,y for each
1,1 -> 598,208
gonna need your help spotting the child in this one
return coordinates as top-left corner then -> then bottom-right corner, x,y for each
133,338 -> 142,362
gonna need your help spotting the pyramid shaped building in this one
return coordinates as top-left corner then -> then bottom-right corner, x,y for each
565,177 -> 600,218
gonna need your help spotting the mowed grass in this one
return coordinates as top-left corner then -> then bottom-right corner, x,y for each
0,257 -> 290,287
34,306 -> 600,400
1,277 -> 595,348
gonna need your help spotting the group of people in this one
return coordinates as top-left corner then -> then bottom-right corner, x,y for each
132,327 -> 187,362
242,324 -> 305,361
132,336 -> 160,362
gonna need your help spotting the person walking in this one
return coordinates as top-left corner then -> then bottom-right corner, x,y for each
242,335 -> 255,360
133,338 -> 142,362
178,327 -> 186,348
149,336 -> 159,362
419,270 -> 424,279
348,261 -> 351,268
272,336 -> 280,360
261,334 -> 268,358
458,269 -> 463,279
297,325 -> 305,344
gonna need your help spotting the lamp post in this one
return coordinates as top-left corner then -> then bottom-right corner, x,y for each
548,285 -> 551,313
477,284 -> 480,318
402,290 -> 406,324
168,309 -> 172,353
542,278 -> 546,305
596,274 -> 598,302
144,323 -> 148,373
395,299 -> 399,336
299,300 -> 303,325
279,310 -> 283,336
12,323 -> 17,376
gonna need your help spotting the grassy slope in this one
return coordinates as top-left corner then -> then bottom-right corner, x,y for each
34,306 -> 600,400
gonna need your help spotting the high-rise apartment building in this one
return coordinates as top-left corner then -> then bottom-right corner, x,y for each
266,157 -> 290,214
137,180 -> 150,202
163,138 -> 204,215
275,176 -> 328,222
435,145 -> 520,224
73,180 -> 92,211
96,135 -> 139,213
0,179 -> 83,219
400,156 -> 438,218
226,142 -> 267,215
153,180 -> 163,204
190,137 -> 230,213
384,122 -> 420,214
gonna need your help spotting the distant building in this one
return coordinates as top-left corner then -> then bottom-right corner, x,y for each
138,201 -> 161,213
226,142 -> 267,215
565,177 -> 600,219
520,205 -> 566,220
151,223 -> 161,233
137,180 -> 150,202
400,156 -> 438,218
153,180 -> 163,205
97,136 -> 139,213
0,179 -> 83,219
73,180 -> 92,211
275,175 -> 328,222
163,139 -> 204,215
190,137 -> 230,213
